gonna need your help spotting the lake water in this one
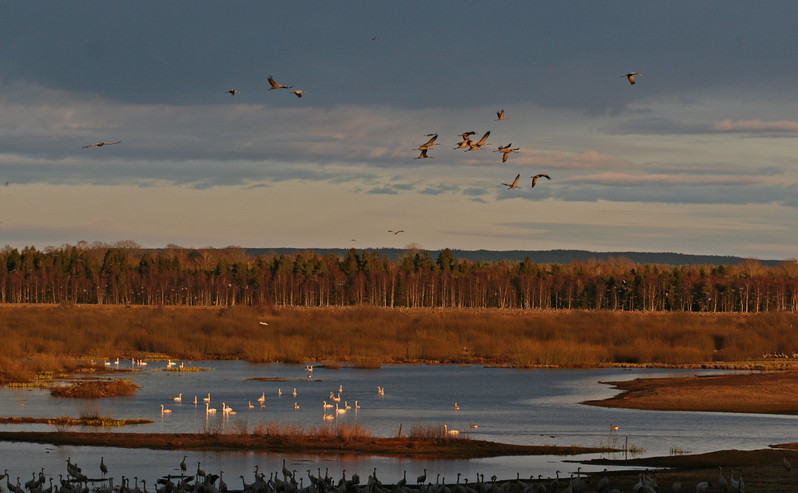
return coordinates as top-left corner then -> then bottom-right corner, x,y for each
1,362 -> 795,487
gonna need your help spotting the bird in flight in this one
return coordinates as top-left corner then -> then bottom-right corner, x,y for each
622,72 -> 643,85
226,89 -> 240,96
415,148 -> 433,159
495,143 -> 520,163
496,109 -> 507,121
454,131 -> 476,149
292,90 -> 304,98
268,75 -> 293,90
415,133 -> 440,151
466,131 -> 491,151
83,141 -> 121,148
531,174 -> 551,188
501,174 -> 521,189
388,230 -> 405,235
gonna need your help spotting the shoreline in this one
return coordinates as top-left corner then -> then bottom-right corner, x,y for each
583,370 -> 798,415
0,431 -> 609,459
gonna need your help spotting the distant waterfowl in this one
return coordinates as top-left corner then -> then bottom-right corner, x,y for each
205,402 -> 216,414
502,173 -> 521,189
415,133 -> 440,151
495,143 -> 520,163
83,141 -> 120,148
443,424 -> 459,436
100,457 -> 108,477
466,131 -> 491,151
623,72 -> 643,84
258,392 -> 266,403
160,404 -> 172,414
454,131 -> 476,149
180,456 -> 187,473
203,393 -> 211,403
268,76 -> 293,90
415,148 -> 433,159
454,402 -> 460,411
531,174 -> 551,188
717,467 -> 729,493
388,230 -> 404,235
226,89 -> 239,96
496,109 -> 506,120
695,481 -> 712,493
292,90 -> 304,98
173,393 -> 182,402
248,400 -> 254,409
259,321 -> 269,326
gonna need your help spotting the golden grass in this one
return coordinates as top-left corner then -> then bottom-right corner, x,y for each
221,421 -> 372,442
0,305 -> 797,372
0,415 -> 153,427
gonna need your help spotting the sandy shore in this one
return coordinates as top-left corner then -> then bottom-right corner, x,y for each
583,370 -> 798,414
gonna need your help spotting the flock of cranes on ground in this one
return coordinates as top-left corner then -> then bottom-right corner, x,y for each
2,456 -> 793,493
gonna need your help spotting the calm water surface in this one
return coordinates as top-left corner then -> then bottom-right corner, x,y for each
1,362 -> 794,485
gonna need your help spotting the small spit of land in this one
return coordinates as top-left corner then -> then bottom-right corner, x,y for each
0,431 -> 604,458
0,416 -> 153,427
584,370 -> 798,414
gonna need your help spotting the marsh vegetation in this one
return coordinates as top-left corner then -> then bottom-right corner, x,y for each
1,306 -> 797,379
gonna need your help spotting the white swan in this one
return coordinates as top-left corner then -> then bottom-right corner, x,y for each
443,424 -> 459,436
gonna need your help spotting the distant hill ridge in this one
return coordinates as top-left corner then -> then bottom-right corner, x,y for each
244,248 -> 788,267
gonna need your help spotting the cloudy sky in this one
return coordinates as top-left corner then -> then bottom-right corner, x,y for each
2,2 -> 798,260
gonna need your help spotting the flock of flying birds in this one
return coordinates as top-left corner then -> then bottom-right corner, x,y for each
413,72 -> 643,191
79,71 -> 644,215
412,108 -> 548,191
80,75 -> 303,149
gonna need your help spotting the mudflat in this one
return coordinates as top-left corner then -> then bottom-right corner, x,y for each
583,370 -> 798,414
0,431 -> 606,459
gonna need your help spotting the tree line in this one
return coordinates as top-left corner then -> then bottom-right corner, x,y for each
2,242 -> 798,312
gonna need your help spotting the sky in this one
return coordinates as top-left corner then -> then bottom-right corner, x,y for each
1,2 -> 798,260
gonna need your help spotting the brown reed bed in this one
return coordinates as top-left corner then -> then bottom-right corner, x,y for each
1,305 -> 797,371
50,378 -> 140,398
0,427 -> 610,458
0,415 -> 153,427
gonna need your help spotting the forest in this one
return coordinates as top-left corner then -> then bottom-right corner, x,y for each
2,242 -> 798,312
